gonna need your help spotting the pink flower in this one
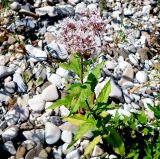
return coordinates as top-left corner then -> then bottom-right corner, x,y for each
57,8 -> 106,57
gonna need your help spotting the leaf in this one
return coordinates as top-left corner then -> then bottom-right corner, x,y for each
86,62 -> 104,92
84,135 -> 101,156
60,54 -> 81,78
147,104 -> 160,119
137,110 -> 147,125
35,77 -> 44,87
96,80 -> 111,104
65,114 -> 89,126
47,94 -> 73,110
104,127 -> 125,156
68,122 -> 94,147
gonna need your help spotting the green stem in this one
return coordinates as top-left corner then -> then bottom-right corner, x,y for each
80,55 -> 84,84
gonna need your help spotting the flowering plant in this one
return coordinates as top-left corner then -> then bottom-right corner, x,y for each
57,8 -> 106,57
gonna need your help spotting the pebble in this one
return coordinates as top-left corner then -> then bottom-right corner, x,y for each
92,145 -> 104,157
28,95 -> 45,112
5,106 -> 20,126
25,45 -> 47,62
4,81 -> 16,93
41,84 -> 59,102
45,122 -> 61,145
38,149 -> 48,158
142,98 -> 154,109
66,149 -> 80,159
129,54 -> 139,65
2,126 -> 18,141
16,145 -> 26,159
47,73 -> 62,87
22,129 -> 45,143
60,105 -> 70,116
13,73 -> 27,93
3,141 -> 16,155
10,2 -> 21,11
136,71 -> 148,83
45,42 -> 68,60
61,130 -> 73,144
0,66 -> 14,79
35,6 -> 56,17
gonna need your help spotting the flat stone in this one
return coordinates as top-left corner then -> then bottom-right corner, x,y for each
41,84 -> 59,102
4,81 -> 16,93
129,54 -> 139,65
136,47 -> 149,63
92,145 -> 104,157
0,55 -> 10,66
47,73 -> 62,88
28,94 -> 45,112
45,122 -> 61,145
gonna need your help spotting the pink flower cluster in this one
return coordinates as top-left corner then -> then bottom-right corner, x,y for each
57,8 -> 106,56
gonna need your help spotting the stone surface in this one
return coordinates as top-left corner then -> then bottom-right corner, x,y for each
28,95 -> 45,112
2,126 -> 18,141
136,71 -> 148,83
45,122 -> 61,145
41,84 -> 59,102
0,66 -> 14,79
61,130 -> 72,144
3,141 -> 16,155
16,145 -> 26,159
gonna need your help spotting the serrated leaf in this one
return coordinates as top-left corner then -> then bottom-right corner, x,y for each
84,135 -> 101,156
69,122 -> 94,147
96,80 -> 111,104
60,54 -> 81,77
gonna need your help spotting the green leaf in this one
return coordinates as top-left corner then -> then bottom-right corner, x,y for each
104,127 -> 125,156
86,62 -> 104,92
137,110 -> 147,125
126,150 -> 137,158
147,104 -> 160,119
60,54 -> 81,78
35,77 -> 44,87
47,94 -> 72,110
65,114 -> 89,126
96,80 -> 111,104
69,122 -> 94,147
84,135 -> 101,156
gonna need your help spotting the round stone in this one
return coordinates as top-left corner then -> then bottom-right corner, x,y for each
45,122 -> 61,145
61,130 -> 72,144
136,71 -> 148,83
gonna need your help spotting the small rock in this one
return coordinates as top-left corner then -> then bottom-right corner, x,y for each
0,66 -> 14,79
75,2 -> 86,13
61,130 -> 72,144
25,45 -> 47,62
16,145 -> 26,159
2,126 -> 18,141
136,47 -> 149,63
60,105 -> 70,116
142,98 -> 154,109
45,122 -> 61,145
13,73 -> 27,93
28,95 -> 45,112
4,81 -> 16,93
45,42 -> 68,60
4,141 -> 16,155
35,6 -> 56,17
105,60 -> 116,70
19,106 -> 29,122
41,84 -> 59,102
5,106 -> 20,126
22,129 -> 45,143
129,54 -> 139,65
0,55 -> 10,66
0,93 -> 11,103
92,145 -> 104,157
136,71 -> 148,83
142,5 -> 151,15
10,2 -> 21,11
38,149 -> 48,158
59,122 -> 78,134
66,149 -> 80,159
